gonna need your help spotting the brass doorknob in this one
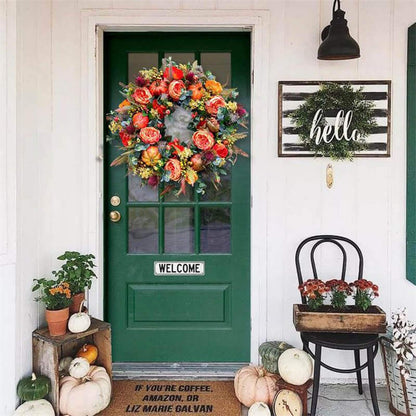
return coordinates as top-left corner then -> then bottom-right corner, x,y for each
109,211 -> 121,222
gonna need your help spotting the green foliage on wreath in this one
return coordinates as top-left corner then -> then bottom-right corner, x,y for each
289,83 -> 377,160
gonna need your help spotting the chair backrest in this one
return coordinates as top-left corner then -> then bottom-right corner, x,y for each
295,235 -> 364,304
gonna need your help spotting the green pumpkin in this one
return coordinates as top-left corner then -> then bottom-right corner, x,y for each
258,341 -> 293,374
17,373 -> 51,401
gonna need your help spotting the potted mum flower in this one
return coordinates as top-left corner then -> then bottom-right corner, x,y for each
326,279 -> 352,310
349,279 -> 379,311
298,279 -> 329,310
32,278 -> 72,336
52,251 -> 96,314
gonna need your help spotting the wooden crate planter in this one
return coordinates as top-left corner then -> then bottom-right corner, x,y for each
32,318 -> 112,415
293,304 -> 386,333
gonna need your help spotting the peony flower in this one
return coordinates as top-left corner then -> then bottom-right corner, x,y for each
192,130 -> 215,151
165,158 -> 182,181
205,96 -> 226,116
132,113 -> 149,129
119,130 -> 132,147
133,87 -> 152,105
213,143 -> 228,158
139,127 -> 161,144
205,79 -> 223,95
168,80 -> 186,101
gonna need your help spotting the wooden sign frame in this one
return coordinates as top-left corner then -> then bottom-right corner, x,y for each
278,80 -> 391,158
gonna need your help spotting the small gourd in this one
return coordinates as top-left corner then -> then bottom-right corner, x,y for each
68,300 -> 91,333
248,402 -> 271,416
69,357 -> 90,379
17,373 -> 51,401
14,399 -> 55,416
76,343 -> 98,364
58,356 -> 73,375
278,348 -> 314,386
258,341 -> 293,374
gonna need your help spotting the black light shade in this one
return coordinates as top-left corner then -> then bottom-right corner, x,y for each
317,0 -> 360,60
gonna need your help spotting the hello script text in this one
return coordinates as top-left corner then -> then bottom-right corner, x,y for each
310,109 -> 360,144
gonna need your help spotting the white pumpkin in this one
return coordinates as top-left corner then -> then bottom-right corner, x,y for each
248,401 -> 271,416
68,300 -> 91,333
59,356 -> 73,374
60,365 -> 111,416
69,357 -> 90,378
13,399 -> 55,416
278,348 -> 314,386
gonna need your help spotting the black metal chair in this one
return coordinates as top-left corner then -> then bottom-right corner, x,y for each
295,235 -> 380,416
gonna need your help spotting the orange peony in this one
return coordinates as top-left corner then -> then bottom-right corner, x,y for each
205,80 -> 223,94
205,95 -> 226,116
165,158 -> 182,181
192,130 -> 215,151
213,143 -> 228,158
133,87 -> 152,105
168,80 -> 186,101
141,146 -> 161,166
132,113 -> 149,129
139,127 -> 161,144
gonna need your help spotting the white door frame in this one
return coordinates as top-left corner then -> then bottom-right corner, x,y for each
81,9 -> 270,364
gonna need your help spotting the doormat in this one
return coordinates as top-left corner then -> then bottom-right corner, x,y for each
98,380 -> 241,416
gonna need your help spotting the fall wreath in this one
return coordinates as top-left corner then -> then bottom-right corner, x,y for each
107,59 -> 248,195
289,83 -> 376,160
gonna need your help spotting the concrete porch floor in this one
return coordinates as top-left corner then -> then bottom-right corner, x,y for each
242,385 -> 391,416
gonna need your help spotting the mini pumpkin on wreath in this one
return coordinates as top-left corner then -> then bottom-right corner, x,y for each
289,83 -> 377,161
107,58 -> 248,196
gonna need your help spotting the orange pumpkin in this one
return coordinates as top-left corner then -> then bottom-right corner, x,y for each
188,83 -> 205,100
234,366 -> 279,408
76,344 -> 98,364
141,146 -> 161,166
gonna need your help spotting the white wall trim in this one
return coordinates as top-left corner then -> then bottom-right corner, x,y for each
82,8 -> 270,364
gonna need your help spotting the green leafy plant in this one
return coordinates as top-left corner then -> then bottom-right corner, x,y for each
52,251 -> 96,295
290,83 -> 377,160
32,278 -> 72,310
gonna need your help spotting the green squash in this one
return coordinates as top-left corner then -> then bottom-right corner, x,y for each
17,373 -> 51,401
258,341 -> 293,374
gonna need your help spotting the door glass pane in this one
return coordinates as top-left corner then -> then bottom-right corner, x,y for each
164,189 -> 193,202
129,208 -> 158,254
128,53 -> 159,82
200,173 -> 231,202
200,207 -> 231,253
164,207 -> 194,253
200,53 -> 231,85
129,175 -> 158,202
164,52 -> 195,65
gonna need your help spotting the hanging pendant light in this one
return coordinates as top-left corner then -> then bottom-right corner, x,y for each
318,0 -> 360,60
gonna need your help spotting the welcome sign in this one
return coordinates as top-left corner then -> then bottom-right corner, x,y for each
154,261 -> 205,276
278,81 -> 391,157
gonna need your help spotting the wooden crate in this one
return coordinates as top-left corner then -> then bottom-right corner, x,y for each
293,304 -> 386,333
273,377 -> 313,416
32,318 -> 112,415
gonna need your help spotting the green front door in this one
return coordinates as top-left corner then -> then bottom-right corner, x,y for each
104,32 -> 251,362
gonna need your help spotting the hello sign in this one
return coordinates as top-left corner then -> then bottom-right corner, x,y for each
278,80 -> 391,157
310,109 -> 360,145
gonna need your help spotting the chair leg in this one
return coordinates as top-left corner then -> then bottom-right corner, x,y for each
310,344 -> 322,416
367,346 -> 380,416
354,349 -> 363,395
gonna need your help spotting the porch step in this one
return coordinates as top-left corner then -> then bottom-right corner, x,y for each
112,362 -> 248,380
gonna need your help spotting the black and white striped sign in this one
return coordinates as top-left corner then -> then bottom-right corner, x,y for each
278,81 -> 391,157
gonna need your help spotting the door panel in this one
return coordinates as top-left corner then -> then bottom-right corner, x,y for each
104,32 -> 251,362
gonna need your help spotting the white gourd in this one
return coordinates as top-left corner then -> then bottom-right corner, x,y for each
278,348 -> 314,386
248,402 -> 271,416
69,357 -> 90,378
68,300 -> 91,333
58,356 -> 73,374
13,399 -> 55,416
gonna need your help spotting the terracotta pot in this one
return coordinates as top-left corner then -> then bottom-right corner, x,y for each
70,292 -> 85,314
45,307 -> 69,336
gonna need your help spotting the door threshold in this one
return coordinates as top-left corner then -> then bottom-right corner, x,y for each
112,362 -> 248,380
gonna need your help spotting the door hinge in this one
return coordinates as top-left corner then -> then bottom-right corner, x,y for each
251,69 -> 254,84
